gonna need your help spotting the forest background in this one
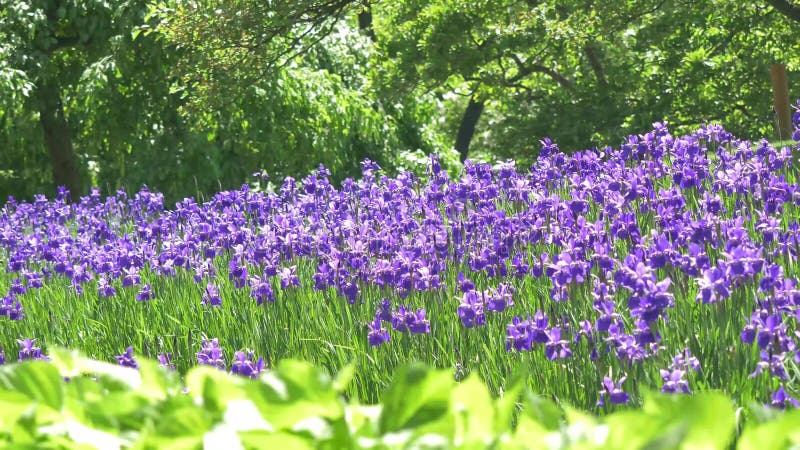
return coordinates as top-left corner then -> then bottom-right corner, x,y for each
1,0 -> 799,203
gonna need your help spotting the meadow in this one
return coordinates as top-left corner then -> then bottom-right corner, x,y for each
2,115 -> 800,415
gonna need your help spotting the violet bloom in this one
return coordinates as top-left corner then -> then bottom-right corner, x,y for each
598,376 -> 629,406
17,338 -> 48,361
506,316 -> 533,352
197,338 -> 226,370
230,351 -> 266,378
202,282 -> 222,307
97,276 -> 116,297
0,346 -> 4,365
122,266 -> 141,287
660,368 -> 690,394
367,316 -> 390,346
136,284 -> 155,302
391,305 -> 430,334
1,295 -> 24,321
158,353 -> 175,370
278,266 -> 300,289
544,327 -> 572,360
457,291 -> 485,328
770,386 -> 800,409
115,346 -> 139,369
10,278 -> 26,295
376,298 -> 393,322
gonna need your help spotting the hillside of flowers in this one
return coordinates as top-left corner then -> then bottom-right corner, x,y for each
1,104 -> 800,411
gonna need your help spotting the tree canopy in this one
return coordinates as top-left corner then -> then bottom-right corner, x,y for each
0,0 -> 798,202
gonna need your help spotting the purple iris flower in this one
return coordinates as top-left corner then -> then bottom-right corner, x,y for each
116,346 -> 139,369
197,338 -> 226,370
136,284 -> 155,302
457,291 -> 485,328
122,266 -> 141,287
391,305 -> 430,334
17,338 -> 48,361
367,316 -> 390,346
1,295 -> 24,321
660,369 -> 690,394
506,316 -> 534,352
158,353 -> 175,370
544,327 -> 572,360
202,282 -> 223,306
770,386 -> 800,409
230,351 -> 266,378
598,376 -> 629,406
97,276 -> 116,297
376,298 -> 393,322
0,346 -> 5,365
278,266 -> 300,289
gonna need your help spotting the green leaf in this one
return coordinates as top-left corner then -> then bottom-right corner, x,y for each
739,409 -> 800,450
522,393 -> 562,431
239,431 -> 316,450
186,366 -> 248,414
451,374 -> 494,446
494,371 -> 526,435
247,360 -> 342,430
0,390 -> 36,429
378,363 -> 453,434
333,363 -> 355,394
0,361 -> 64,412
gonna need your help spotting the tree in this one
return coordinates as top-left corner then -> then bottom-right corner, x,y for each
0,0 -> 148,196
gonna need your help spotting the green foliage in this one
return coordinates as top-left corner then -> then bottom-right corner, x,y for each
0,351 -> 797,449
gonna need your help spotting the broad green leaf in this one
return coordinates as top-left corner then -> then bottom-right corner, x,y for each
451,374 -> 494,446
186,366 -> 248,414
494,371 -> 526,435
522,393 -> 562,431
378,364 -> 453,434
0,390 -> 36,429
247,359 -> 342,430
239,431 -> 316,450
0,362 -> 64,411
739,409 -> 800,450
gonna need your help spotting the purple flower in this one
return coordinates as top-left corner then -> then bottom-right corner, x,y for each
376,298 -> 393,322
457,291 -> 486,328
391,305 -> 430,334
0,346 -> 5,365
1,294 -> 24,321
544,327 -> 572,360
486,283 -> 515,312
660,369 -> 690,394
122,266 -> 141,287
367,316 -> 390,346
230,351 -> 266,378
278,266 -> 300,289
158,353 -> 175,370
202,282 -> 223,307
506,316 -> 534,352
17,338 -> 48,361
115,346 -> 139,369
598,376 -> 629,406
197,338 -> 226,370
97,276 -> 116,297
770,386 -> 799,409
136,284 -> 155,302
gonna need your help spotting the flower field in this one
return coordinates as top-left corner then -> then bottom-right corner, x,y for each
2,107 -> 800,420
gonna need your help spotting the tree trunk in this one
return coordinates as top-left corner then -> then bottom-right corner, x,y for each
583,42 -> 608,87
36,76 -> 81,196
358,0 -> 377,42
455,96 -> 485,162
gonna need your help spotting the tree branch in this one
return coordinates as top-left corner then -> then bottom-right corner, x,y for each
507,53 -> 573,89
765,0 -> 800,23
